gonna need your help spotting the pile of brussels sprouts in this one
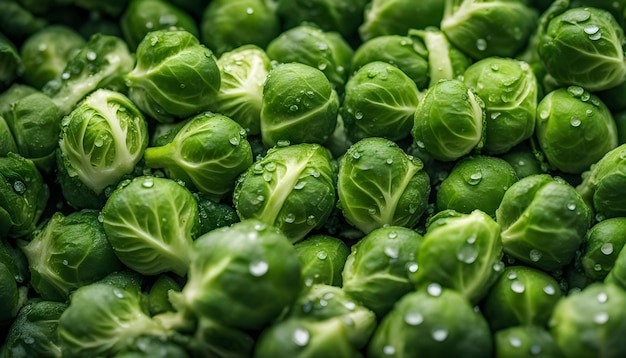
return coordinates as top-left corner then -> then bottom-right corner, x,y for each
5,0 -> 626,356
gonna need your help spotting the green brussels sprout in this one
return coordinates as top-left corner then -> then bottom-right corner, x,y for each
411,209 -> 503,304
0,83 -> 38,118
340,61 -> 420,142
19,25 -> 86,89
146,274 -> 182,316
102,176 -> 199,276
120,0 -> 199,50
200,0 -> 280,57
21,210 -> 123,302
293,234 -> 350,287
0,239 -> 28,328
367,286 -> 493,358
408,27 -> 472,87
254,317 -> 363,358
412,79 -> 486,162
0,153 -> 49,239
358,0 -> 446,41
287,284 -> 377,349
441,0 -> 539,60
43,33 -> 135,116
337,137 -> 431,234
234,144 -> 336,243
535,86 -> 618,174
143,112 -> 253,201
57,89 -> 148,209
463,57 -> 538,154
351,34 -> 430,90
276,0 -> 369,39
580,218 -> 626,281
170,219 -> 301,331
576,143 -> 626,220
266,24 -> 353,94
538,6 -> 626,91
0,32 -> 23,90
497,174 -> 591,272
0,115 -> 17,157
494,326 -> 565,358
215,45 -> 271,135
58,283 -> 169,357
482,266 -> 563,331
260,62 -> 339,147
499,141 -> 548,179
125,29 -> 221,123
342,226 -> 423,317
549,282 -> 626,358
0,1 -> 47,44
195,193 -> 239,236
1,300 -> 68,358
436,155 -> 518,217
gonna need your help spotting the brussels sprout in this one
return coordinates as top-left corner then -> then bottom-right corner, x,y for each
340,61 -> 420,142
195,193 -> 239,236
254,317 -> 363,358
497,174 -> 591,272
408,27 -> 472,87
550,282 -> 626,358
145,274 -> 182,317
120,0 -> 199,50
535,86 -> 618,174
57,89 -> 148,209
580,218 -> 626,281
102,176 -> 199,276
58,283 -> 169,357
441,0 -> 539,60
125,29 -> 221,123
265,24 -> 353,94
1,300 -> 68,358
260,62 -> 339,147
0,1 -> 47,44
234,144 -> 336,243
276,0 -> 368,39
287,284 -> 377,349
170,219 -> 301,331
358,0 -> 446,41
500,141 -> 548,179
0,239 -> 28,328
215,45 -> 271,135
21,210 -> 123,301
0,115 -> 16,157
494,326 -> 565,358
342,226 -> 423,317
412,79 -> 486,162
436,155 -> 519,217
367,286 -> 493,358
293,234 -> 350,287
351,34 -> 430,90
463,57 -> 538,154
538,6 -> 626,91
19,25 -> 86,89
0,32 -> 23,90
43,33 -> 135,116
0,83 -> 38,118
337,137 -> 431,234
576,143 -> 626,220
482,265 -> 563,331
411,209 -> 503,304
143,112 -> 253,201
0,153 -> 49,239
200,0 -> 280,57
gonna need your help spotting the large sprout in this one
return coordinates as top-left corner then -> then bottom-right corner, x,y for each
337,137 -> 431,234
294,234 -> 351,287
580,218 -> 626,281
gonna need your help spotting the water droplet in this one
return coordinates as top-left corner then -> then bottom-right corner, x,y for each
543,285 -> 556,295
86,51 -> 97,61
254,223 -> 266,231
492,261 -> 505,272
570,117 -> 582,127
318,62 -> 327,70
13,181 -> 26,194
386,158 -> 393,165
355,112 -> 364,119
113,288 -> 124,298
23,336 -> 35,345
62,259 -> 69,266
432,328 -> 448,342
539,110 -> 550,120
246,7 -> 254,14
307,215 -> 316,226
601,243 -> 614,255
476,38 -> 487,51
61,72 -> 70,80
490,64 -> 500,71
229,136 -> 240,146
276,139 -> 291,147
586,109 -> 594,117
594,263 -> 603,271
597,292 -> 608,303
384,246 -> 399,259
292,328 -> 310,346
529,249 -> 542,262
507,272 -> 518,280
511,281 -> 525,293
509,336 -> 522,347
457,244 -> 478,264
289,104 -> 299,111
249,260 -> 269,277
383,345 -> 396,355
404,312 -> 424,326
427,283 -> 442,297
407,262 -> 419,273
141,177 -> 154,188
368,208 -> 377,215
317,251 -> 327,260
344,301 -> 356,310
584,25 -> 599,34
594,312 -> 609,325
467,172 -> 482,185
530,345 -> 542,355
567,203 -> 577,210
388,231 -> 398,239
568,86 -> 585,97
490,112 -> 501,120
589,31 -> 602,41
466,235 -> 477,244
284,213 -> 296,223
